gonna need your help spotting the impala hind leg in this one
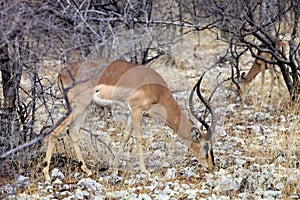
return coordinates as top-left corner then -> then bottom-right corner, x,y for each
260,65 -> 266,96
67,110 -> 92,177
131,108 -> 150,176
112,116 -> 133,174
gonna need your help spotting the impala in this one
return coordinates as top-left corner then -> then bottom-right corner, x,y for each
239,41 -> 286,100
42,58 -> 215,182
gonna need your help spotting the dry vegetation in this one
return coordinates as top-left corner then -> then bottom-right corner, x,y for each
1,31 -> 299,199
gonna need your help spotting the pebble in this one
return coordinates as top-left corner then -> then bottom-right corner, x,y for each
138,194 -> 152,200
263,190 -> 282,199
164,168 -> 177,180
77,178 -> 103,192
51,168 -> 65,180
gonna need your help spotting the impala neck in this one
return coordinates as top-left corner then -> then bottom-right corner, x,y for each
243,62 -> 261,83
160,91 -> 194,147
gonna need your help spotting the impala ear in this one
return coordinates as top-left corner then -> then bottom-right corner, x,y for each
191,127 -> 201,142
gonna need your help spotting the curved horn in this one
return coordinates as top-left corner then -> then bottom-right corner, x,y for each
189,70 -> 216,142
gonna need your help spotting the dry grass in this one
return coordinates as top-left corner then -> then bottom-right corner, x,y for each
1,31 -> 299,199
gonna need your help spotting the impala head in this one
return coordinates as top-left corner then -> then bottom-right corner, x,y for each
189,133 -> 215,171
189,72 -> 216,171
238,72 -> 248,100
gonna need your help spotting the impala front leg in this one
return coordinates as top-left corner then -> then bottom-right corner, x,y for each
43,114 -> 73,182
268,64 -> 276,97
43,134 -> 57,182
112,116 -> 133,174
260,64 -> 266,96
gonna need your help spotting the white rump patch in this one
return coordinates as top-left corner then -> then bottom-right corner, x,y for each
93,90 -> 128,109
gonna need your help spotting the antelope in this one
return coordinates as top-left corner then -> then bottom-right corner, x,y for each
239,41 -> 286,100
42,58 -> 215,182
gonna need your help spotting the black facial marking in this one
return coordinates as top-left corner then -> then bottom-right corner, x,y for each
203,142 -> 210,158
210,147 -> 215,166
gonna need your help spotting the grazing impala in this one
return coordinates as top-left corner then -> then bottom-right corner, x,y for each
239,41 -> 286,100
42,58 -> 215,182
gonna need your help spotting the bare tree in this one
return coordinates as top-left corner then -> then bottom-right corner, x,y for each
2,0 -> 298,182
0,0 -> 195,177
191,0 -> 300,100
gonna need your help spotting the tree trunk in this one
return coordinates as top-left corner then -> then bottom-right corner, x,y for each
0,45 -> 22,150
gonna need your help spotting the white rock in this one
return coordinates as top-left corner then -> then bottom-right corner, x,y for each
94,191 -> 106,199
219,130 -> 228,137
161,161 -> 170,168
44,194 -> 54,200
213,173 -> 241,192
254,112 -> 271,122
279,115 -> 286,122
60,191 -> 72,196
247,125 -> 261,134
162,185 -> 174,195
241,110 -> 251,116
82,190 -> 90,197
226,104 -> 236,114
235,125 -> 245,131
15,175 -> 29,184
135,173 -> 147,180
155,194 -> 170,200
217,195 -> 230,200
75,188 -> 84,200
198,189 -> 210,194
164,168 -> 177,180
108,191 -> 122,198
186,189 -> 199,199
181,183 -> 190,189
62,195 -> 75,200
235,158 -> 246,166
127,187 -> 137,194
15,192 -> 28,200
152,142 -> 166,150
264,190 -> 282,199
53,178 -> 63,185
46,185 -> 54,193
207,193 -> 217,200
51,168 -> 65,180
138,194 -> 152,200
275,181 -> 284,190
0,184 -> 14,194
62,184 -> 70,190
126,193 -> 138,200
77,178 -> 103,192
72,172 -> 82,179
183,167 -> 196,178
275,155 -> 286,164
290,194 -> 299,199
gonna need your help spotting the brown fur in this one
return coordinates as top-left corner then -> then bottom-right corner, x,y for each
43,59 -> 214,182
239,41 -> 286,100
